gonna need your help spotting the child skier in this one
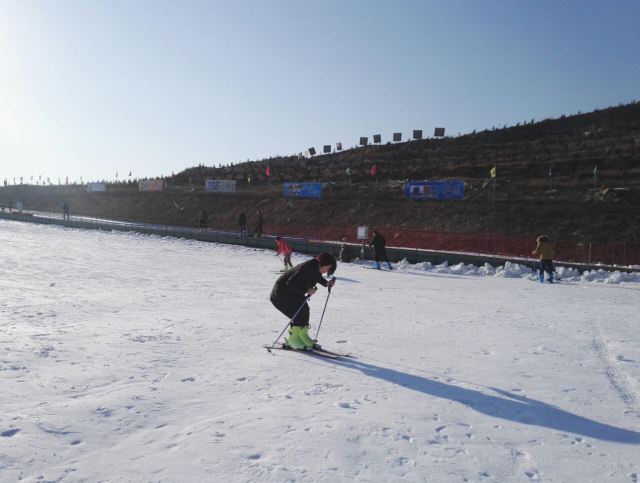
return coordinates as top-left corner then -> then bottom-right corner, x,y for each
532,235 -> 555,283
275,236 -> 294,271
270,253 -> 337,350
369,230 -> 393,270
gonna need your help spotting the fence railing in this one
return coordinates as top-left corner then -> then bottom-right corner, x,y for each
264,223 -> 640,267
2,210 -> 638,267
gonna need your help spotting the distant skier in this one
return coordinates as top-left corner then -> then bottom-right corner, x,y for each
532,235 -> 555,283
198,209 -> 208,230
339,237 -> 350,262
275,236 -> 294,272
255,209 -> 264,237
62,201 -> 70,221
270,253 -> 337,350
238,212 -> 247,237
369,230 -> 393,270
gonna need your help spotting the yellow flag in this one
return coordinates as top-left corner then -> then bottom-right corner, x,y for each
490,166 -> 497,178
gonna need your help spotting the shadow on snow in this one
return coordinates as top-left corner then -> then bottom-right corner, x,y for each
328,357 -> 640,444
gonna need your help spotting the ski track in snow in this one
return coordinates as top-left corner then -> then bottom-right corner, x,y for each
592,334 -> 640,415
1,219 -> 640,482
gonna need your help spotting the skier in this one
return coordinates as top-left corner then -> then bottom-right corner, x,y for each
198,209 -> 208,230
270,253 -> 337,350
339,237 -> 350,262
255,209 -> 264,237
369,230 -> 393,270
275,236 -> 294,272
238,212 -> 247,237
532,234 -> 555,283
62,201 -> 70,221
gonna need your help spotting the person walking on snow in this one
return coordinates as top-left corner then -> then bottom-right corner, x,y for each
270,253 -> 337,350
532,235 -> 555,283
369,230 -> 393,270
275,236 -> 294,271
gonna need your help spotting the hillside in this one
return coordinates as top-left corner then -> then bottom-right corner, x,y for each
2,103 -> 640,245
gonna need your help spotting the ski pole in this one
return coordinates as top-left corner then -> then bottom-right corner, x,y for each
267,294 -> 311,352
314,285 -> 332,341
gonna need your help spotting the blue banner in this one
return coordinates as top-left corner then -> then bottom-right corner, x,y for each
205,179 -> 236,192
283,182 -> 323,199
404,180 -> 465,200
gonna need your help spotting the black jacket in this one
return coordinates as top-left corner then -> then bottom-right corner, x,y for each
271,258 -> 328,300
369,233 -> 386,253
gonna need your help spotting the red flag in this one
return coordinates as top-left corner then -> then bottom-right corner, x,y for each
265,165 -> 271,177
370,164 -> 378,176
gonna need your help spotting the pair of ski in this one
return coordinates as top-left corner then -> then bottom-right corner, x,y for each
263,343 -> 354,359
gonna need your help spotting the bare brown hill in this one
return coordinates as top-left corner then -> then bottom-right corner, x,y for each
2,102 -> 639,244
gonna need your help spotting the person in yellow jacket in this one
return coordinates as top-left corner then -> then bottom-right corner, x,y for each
532,235 -> 555,283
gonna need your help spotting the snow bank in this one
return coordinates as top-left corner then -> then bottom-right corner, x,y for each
356,258 -> 640,284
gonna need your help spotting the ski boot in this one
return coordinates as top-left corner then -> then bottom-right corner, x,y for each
285,326 -> 316,350
284,326 -> 307,350
539,272 -> 545,283
386,262 -> 393,270
548,272 -> 554,283
297,325 -> 317,350
375,262 -> 381,270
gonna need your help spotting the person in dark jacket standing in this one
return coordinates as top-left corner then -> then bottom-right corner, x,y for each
369,230 -> 393,270
255,209 -> 264,237
238,212 -> 247,237
62,201 -> 70,221
198,209 -> 209,230
270,253 -> 337,349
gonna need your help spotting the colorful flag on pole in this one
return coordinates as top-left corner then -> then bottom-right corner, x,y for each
265,165 -> 271,177
370,164 -> 378,176
490,166 -> 496,178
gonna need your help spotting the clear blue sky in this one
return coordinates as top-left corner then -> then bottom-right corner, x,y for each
1,0 -> 639,183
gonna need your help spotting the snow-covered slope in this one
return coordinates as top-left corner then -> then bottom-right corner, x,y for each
1,220 -> 639,482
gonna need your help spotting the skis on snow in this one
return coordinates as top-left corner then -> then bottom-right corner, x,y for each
263,344 -> 354,359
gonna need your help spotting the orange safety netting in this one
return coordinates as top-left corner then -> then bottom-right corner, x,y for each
265,224 -> 640,266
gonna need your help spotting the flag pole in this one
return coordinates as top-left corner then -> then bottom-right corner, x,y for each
490,166 -> 497,254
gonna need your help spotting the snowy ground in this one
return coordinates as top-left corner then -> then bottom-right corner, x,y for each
1,219 -> 639,482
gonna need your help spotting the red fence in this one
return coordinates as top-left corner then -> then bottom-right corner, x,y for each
266,223 -> 640,266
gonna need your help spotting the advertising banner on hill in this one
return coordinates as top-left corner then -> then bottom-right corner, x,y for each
86,183 -> 106,192
205,180 -> 236,192
404,180 -> 465,200
282,182 -> 323,199
138,179 -> 164,191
